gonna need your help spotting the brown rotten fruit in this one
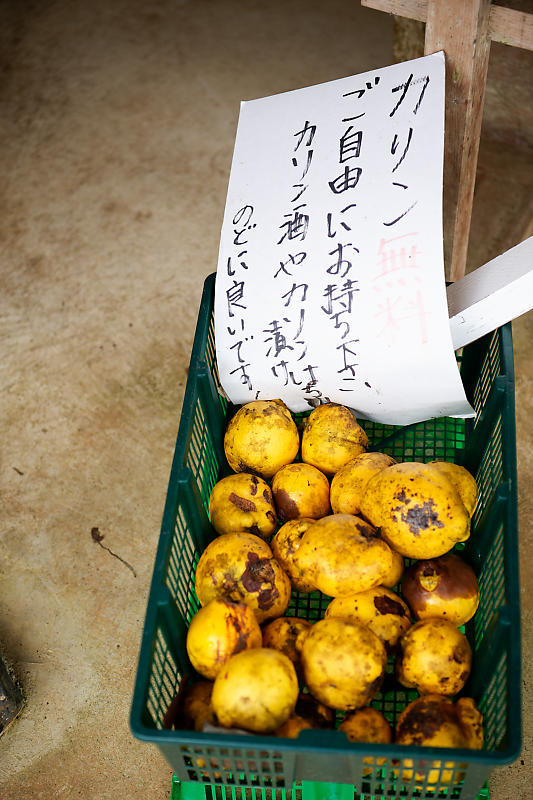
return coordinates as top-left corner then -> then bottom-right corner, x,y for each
401,553 -> 479,627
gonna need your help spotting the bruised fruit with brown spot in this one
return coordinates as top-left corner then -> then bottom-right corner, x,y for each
262,616 -> 312,677
208,473 -> 277,539
298,617 -> 387,710
330,452 -> 396,516
402,553 -> 479,626
326,586 -> 411,652
396,694 -> 483,748
212,648 -> 298,733
294,514 -> 394,597
271,518 -> 317,593
339,706 -> 392,744
396,618 -> 472,696
224,400 -> 299,479
209,472 -> 277,539
195,533 -> 291,623
272,463 -> 330,522
427,461 -> 479,516
301,403 -> 369,475
395,695 -> 483,788
186,598 -> 262,679
360,462 -> 471,559
275,692 -> 335,738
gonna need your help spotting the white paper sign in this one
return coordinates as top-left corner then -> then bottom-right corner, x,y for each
214,53 -> 474,425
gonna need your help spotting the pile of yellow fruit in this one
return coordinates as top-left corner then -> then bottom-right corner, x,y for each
181,399 -> 484,755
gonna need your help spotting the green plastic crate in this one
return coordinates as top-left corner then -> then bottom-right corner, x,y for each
131,273 -> 521,800
169,777 -> 491,800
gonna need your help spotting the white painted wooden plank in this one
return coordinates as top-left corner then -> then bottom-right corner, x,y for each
447,236 -> 533,349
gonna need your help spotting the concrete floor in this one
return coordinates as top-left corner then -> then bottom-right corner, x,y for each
0,1 -> 531,798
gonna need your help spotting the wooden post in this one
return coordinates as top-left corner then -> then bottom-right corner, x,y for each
361,0 -> 533,280
425,0 -> 491,281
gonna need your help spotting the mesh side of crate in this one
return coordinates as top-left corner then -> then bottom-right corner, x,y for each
182,747 -> 396,795
180,745 -> 290,788
479,652 -> 508,751
147,626 -> 182,730
206,310 -> 229,415
186,398 -> 221,514
466,386 -> 509,756
173,779 -> 491,800
204,788 -> 297,800
362,416 -> 466,462
177,751 -> 479,799
471,331 -> 502,421
360,758 -> 471,798
471,414 -> 503,530
166,504 -> 201,624
473,523 -> 505,651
